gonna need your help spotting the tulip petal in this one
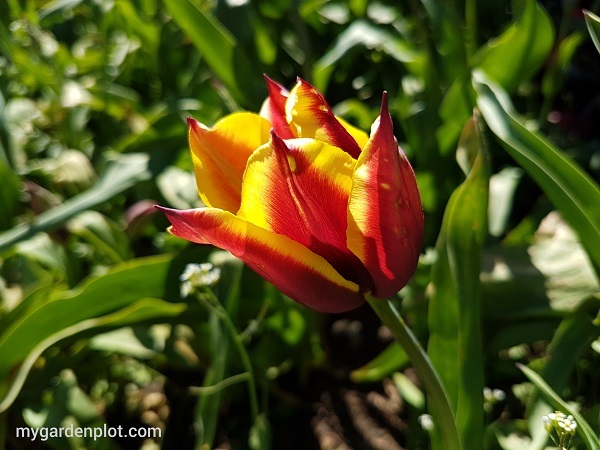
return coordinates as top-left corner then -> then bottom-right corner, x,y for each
259,76 -> 295,139
157,206 -> 364,313
237,134 -> 372,288
188,114 -> 271,213
336,116 -> 369,150
285,78 -> 362,158
347,94 -> 424,298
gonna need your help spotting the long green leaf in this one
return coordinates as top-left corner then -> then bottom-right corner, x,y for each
518,363 -> 600,450
0,255 -> 173,387
0,153 -> 151,253
474,71 -> 600,278
0,298 -> 186,413
428,114 -> 489,450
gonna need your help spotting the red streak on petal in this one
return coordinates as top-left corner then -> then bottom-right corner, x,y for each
156,206 -> 364,313
265,133 -> 372,289
347,93 -> 424,297
262,75 -> 294,139
290,79 -> 362,158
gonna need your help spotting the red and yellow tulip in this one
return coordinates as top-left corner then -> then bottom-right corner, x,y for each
158,77 -> 424,313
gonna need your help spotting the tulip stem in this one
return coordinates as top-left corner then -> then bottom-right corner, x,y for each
366,296 -> 462,450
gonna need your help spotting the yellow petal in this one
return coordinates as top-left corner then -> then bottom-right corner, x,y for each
188,113 -> 271,213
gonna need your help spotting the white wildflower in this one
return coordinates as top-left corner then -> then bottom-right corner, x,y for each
180,263 -> 221,297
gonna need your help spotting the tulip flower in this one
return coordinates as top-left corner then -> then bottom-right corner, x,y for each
157,77 -> 423,313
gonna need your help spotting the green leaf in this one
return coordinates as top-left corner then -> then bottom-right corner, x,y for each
164,0 -> 263,107
475,0 -> 554,92
0,297 -> 185,413
428,114 -> 489,450
350,342 -> 409,383
584,10 -> 600,54
0,254 -> 176,408
474,71 -> 600,278
0,153 -> 151,253
518,363 -> 600,450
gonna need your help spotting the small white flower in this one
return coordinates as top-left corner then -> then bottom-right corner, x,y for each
179,263 -> 221,297
543,410 -> 578,446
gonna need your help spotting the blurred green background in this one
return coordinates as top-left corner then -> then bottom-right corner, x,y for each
1,0 -> 599,449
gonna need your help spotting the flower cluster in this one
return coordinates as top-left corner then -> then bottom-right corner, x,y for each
543,411 -> 577,449
179,263 -> 221,297
159,77 -> 423,312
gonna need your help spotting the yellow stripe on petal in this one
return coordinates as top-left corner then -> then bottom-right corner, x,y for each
336,116 -> 369,150
157,206 -> 364,313
347,94 -> 424,298
237,134 -> 372,288
285,79 -> 362,158
188,113 -> 271,213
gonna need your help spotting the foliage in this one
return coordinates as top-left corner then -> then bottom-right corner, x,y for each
0,0 -> 599,449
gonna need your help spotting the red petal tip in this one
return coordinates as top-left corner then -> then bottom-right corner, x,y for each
378,92 -> 393,133
187,116 -> 199,130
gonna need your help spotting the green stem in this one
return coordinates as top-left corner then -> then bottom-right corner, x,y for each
203,292 -> 260,420
366,296 -> 462,450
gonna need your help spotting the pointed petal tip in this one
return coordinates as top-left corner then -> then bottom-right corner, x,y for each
381,91 -> 388,108
263,76 -> 290,106
378,92 -> 393,133
154,205 -> 178,219
187,116 -> 200,131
